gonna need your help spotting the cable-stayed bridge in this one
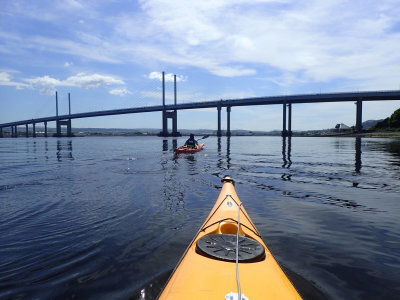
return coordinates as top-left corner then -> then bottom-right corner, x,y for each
1,86 -> 400,138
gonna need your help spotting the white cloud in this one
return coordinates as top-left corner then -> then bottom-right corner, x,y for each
109,88 -> 131,96
0,72 -> 29,90
208,66 -> 256,77
135,0 -> 400,84
148,72 -> 187,82
25,75 -> 61,94
64,61 -> 73,67
17,73 -> 125,94
2,0 -> 400,91
64,73 -> 124,89
0,72 -> 22,87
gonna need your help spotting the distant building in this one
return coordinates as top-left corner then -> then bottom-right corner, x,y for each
334,123 -> 351,132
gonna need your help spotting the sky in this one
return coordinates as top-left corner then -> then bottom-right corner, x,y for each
1,0 -> 400,131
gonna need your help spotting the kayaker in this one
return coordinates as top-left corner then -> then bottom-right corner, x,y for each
184,133 -> 198,149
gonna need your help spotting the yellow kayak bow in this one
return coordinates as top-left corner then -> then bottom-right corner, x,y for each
158,176 -> 302,300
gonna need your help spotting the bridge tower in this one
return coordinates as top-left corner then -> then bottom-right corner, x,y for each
159,73 -> 181,137
55,92 -> 73,137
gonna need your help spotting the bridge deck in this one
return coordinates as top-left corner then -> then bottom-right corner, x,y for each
1,90 -> 400,128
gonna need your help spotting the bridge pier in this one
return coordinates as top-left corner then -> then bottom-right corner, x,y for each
56,119 -> 72,137
160,110 -> 181,137
0,128 -> 3,138
14,126 -> 18,138
26,124 -> 29,137
288,103 -> 292,136
44,121 -> 47,137
282,103 -> 287,136
226,106 -> 231,137
282,103 -> 292,137
33,123 -> 36,138
217,106 -> 222,137
355,99 -> 362,133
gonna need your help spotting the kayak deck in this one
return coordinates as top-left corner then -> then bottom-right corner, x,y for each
158,177 -> 301,299
174,143 -> 204,154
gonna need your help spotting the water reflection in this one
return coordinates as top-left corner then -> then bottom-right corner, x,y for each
56,140 -> 73,161
355,137 -> 362,173
384,141 -> 400,166
282,137 -> 292,168
172,139 -> 177,150
44,140 -> 49,160
281,137 -> 292,181
163,139 -> 178,152
217,137 -> 223,171
216,137 -> 231,171
162,140 -> 168,152
226,137 -> 231,170
160,141 -> 184,211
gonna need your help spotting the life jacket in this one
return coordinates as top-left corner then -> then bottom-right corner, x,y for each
186,138 -> 197,148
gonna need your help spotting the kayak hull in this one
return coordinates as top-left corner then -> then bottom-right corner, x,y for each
158,177 -> 302,300
174,143 -> 204,154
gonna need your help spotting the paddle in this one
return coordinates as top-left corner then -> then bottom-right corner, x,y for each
198,135 -> 209,141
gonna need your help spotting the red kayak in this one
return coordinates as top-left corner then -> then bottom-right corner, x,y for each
175,143 -> 204,154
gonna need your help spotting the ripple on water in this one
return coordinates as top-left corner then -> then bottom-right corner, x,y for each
0,136 -> 400,299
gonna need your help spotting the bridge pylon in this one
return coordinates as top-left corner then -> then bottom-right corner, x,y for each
158,72 -> 181,137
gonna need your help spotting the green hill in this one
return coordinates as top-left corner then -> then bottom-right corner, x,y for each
371,108 -> 400,131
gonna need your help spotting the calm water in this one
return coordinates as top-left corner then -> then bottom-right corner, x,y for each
0,136 -> 399,300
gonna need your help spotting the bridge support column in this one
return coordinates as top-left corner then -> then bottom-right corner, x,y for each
217,106 -> 222,137
56,119 -> 72,137
44,121 -> 47,137
160,110 -> 181,137
282,103 -> 292,137
26,124 -> 29,137
67,119 -> 72,137
33,123 -> 36,138
161,111 -> 168,136
14,126 -> 18,138
288,103 -> 292,136
282,103 -> 287,137
356,99 -> 362,133
172,110 -> 178,136
226,106 -> 231,137
56,120 -> 61,136
0,128 -> 3,138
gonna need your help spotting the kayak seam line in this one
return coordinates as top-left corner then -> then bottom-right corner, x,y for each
236,201 -> 242,300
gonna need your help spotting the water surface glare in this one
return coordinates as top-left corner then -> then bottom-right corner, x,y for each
0,136 -> 399,299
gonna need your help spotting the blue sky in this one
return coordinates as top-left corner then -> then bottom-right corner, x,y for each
1,0 -> 400,131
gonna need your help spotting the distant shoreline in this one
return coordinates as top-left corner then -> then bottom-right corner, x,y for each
2,128 -> 399,138
314,131 -> 400,138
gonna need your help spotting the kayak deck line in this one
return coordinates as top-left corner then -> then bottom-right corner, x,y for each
158,176 -> 302,299
200,194 -> 262,238
200,217 -> 261,238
